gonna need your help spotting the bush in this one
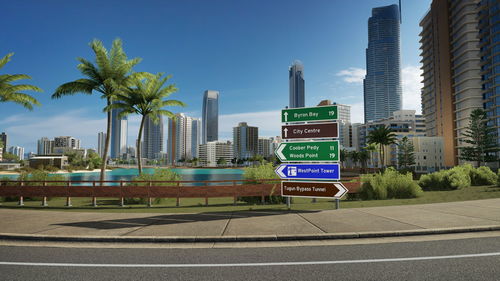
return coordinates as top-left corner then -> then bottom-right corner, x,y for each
359,168 -> 422,200
419,165 -> 471,191
126,169 -> 181,205
240,163 -> 283,204
0,171 -> 65,202
470,166 -> 497,186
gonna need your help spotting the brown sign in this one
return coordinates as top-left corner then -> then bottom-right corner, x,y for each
281,122 -> 338,139
281,181 -> 348,198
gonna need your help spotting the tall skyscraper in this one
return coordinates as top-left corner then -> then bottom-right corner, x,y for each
37,137 -> 54,155
142,115 -> 164,160
110,105 -> 128,159
479,0 -> 500,160
364,4 -> 402,122
167,113 -> 200,164
202,90 -> 219,144
97,132 -> 107,158
0,132 -> 7,157
420,0 -> 482,167
233,122 -> 258,159
289,61 -> 305,108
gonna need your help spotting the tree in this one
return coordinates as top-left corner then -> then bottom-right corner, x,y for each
3,152 -> 20,162
340,149 -> 347,168
459,109 -> 499,167
358,150 -> 370,172
348,150 -> 360,168
397,136 -> 416,169
0,53 -> 42,110
367,126 -> 397,169
52,39 -> 146,182
105,73 -> 185,174
217,157 -> 227,166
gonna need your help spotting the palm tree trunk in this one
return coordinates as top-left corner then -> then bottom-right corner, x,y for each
99,99 -> 112,183
137,115 -> 146,175
379,145 -> 384,170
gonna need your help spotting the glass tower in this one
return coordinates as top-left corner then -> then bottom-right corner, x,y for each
364,4 -> 402,122
202,90 -> 219,144
289,61 -> 305,108
110,105 -> 128,159
142,115 -> 163,160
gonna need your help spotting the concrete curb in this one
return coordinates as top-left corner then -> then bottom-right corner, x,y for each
1,225 -> 500,243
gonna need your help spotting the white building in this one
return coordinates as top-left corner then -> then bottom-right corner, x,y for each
167,113 -> 200,165
412,136 -> 445,172
37,137 -> 54,155
97,132 -> 107,158
257,137 -> 273,158
199,141 -> 233,167
53,136 -> 81,154
8,146 -> 25,160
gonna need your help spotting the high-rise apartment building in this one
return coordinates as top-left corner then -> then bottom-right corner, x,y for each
478,0 -> 500,157
110,105 -> 128,159
167,113 -> 200,165
198,141 -> 234,167
202,90 -> 219,144
0,132 -> 7,157
420,0 -> 483,166
97,132 -> 107,158
8,146 -> 24,161
233,122 -> 258,159
289,61 -> 305,108
37,137 -> 54,155
142,115 -> 164,160
53,136 -> 81,154
257,137 -> 273,158
364,4 -> 402,122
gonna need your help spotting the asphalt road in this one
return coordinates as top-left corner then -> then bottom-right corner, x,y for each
1,236 -> 500,281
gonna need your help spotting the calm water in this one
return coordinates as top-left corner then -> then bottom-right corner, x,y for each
2,168 -> 245,186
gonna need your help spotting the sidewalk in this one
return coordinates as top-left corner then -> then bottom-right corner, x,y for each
1,198 -> 500,242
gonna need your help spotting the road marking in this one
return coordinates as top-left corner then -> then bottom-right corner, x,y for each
1,252 -> 500,268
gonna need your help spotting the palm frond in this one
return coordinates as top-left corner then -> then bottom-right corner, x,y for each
0,53 -> 13,69
52,79 -> 96,99
0,74 -> 32,84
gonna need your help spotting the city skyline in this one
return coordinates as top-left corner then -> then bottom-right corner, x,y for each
1,0 -> 430,152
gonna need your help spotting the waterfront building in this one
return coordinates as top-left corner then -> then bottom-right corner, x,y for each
198,141 -> 233,167
167,113 -> 200,165
0,132 -> 7,157
289,61 -> 305,108
420,0 -> 482,166
110,104 -> 128,159
53,136 -> 81,154
97,132 -> 107,159
202,90 -> 219,144
478,0 -> 500,161
233,122 -> 258,160
142,115 -> 164,160
8,146 -> 24,160
257,137 -> 273,158
37,137 -> 54,155
364,4 -> 402,122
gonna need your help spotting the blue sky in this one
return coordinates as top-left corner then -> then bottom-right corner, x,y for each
1,0 -> 430,152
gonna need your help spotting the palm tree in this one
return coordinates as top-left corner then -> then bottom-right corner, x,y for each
348,150 -> 360,169
358,150 -> 370,173
105,73 -> 185,174
0,53 -> 42,110
367,126 -> 397,169
365,143 -> 378,169
52,39 -> 147,182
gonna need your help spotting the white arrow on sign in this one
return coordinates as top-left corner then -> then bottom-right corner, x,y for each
283,112 -> 288,122
276,144 -> 286,160
275,165 -> 286,178
283,127 -> 288,138
334,182 -> 348,198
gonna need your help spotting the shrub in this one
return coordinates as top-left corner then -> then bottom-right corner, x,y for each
126,169 -> 181,205
419,165 -> 471,191
470,166 -> 497,186
240,163 -> 283,204
359,168 -> 422,200
0,171 -> 65,202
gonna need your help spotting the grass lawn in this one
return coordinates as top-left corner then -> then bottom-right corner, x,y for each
1,185 -> 499,213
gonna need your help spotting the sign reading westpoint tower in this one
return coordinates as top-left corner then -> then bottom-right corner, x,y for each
281,105 -> 338,123
275,163 -> 340,180
275,140 -> 339,162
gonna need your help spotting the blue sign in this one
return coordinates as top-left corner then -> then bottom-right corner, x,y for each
274,164 -> 340,180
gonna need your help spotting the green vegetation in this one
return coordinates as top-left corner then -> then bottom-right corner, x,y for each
0,53 -> 42,110
419,164 -> 498,191
241,163 -> 281,204
359,168 -> 422,200
52,38 -> 147,182
397,136 -> 416,169
105,73 -> 185,174
2,152 -> 19,162
125,169 -> 181,204
459,109 -> 499,166
367,126 -> 397,168
0,170 -> 65,202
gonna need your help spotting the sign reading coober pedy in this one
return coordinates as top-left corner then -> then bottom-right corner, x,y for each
281,105 -> 338,123
275,140 -> 339,162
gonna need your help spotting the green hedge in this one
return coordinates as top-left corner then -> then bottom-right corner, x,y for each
126,169 -> 181,205
359,168 -> 422,200
0,171 -> 66,202
240,163 -> 283,204
419,165 -> 497,191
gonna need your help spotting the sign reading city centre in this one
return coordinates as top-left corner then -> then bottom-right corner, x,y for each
275,141 -> 339,162
281,105 -> 338,123
276,104 -> 347,200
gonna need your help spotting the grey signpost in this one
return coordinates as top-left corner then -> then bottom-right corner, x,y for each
275,105 -> 348,209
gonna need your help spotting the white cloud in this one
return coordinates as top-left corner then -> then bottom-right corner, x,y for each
336,67 -> 366,83
402,66 -> 423,114
219,110 -> 281,138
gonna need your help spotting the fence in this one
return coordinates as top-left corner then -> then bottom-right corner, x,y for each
0,178 -> 361,207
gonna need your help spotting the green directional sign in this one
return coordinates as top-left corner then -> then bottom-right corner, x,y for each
282,105 -> 338,123
275,141 -> 339,162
